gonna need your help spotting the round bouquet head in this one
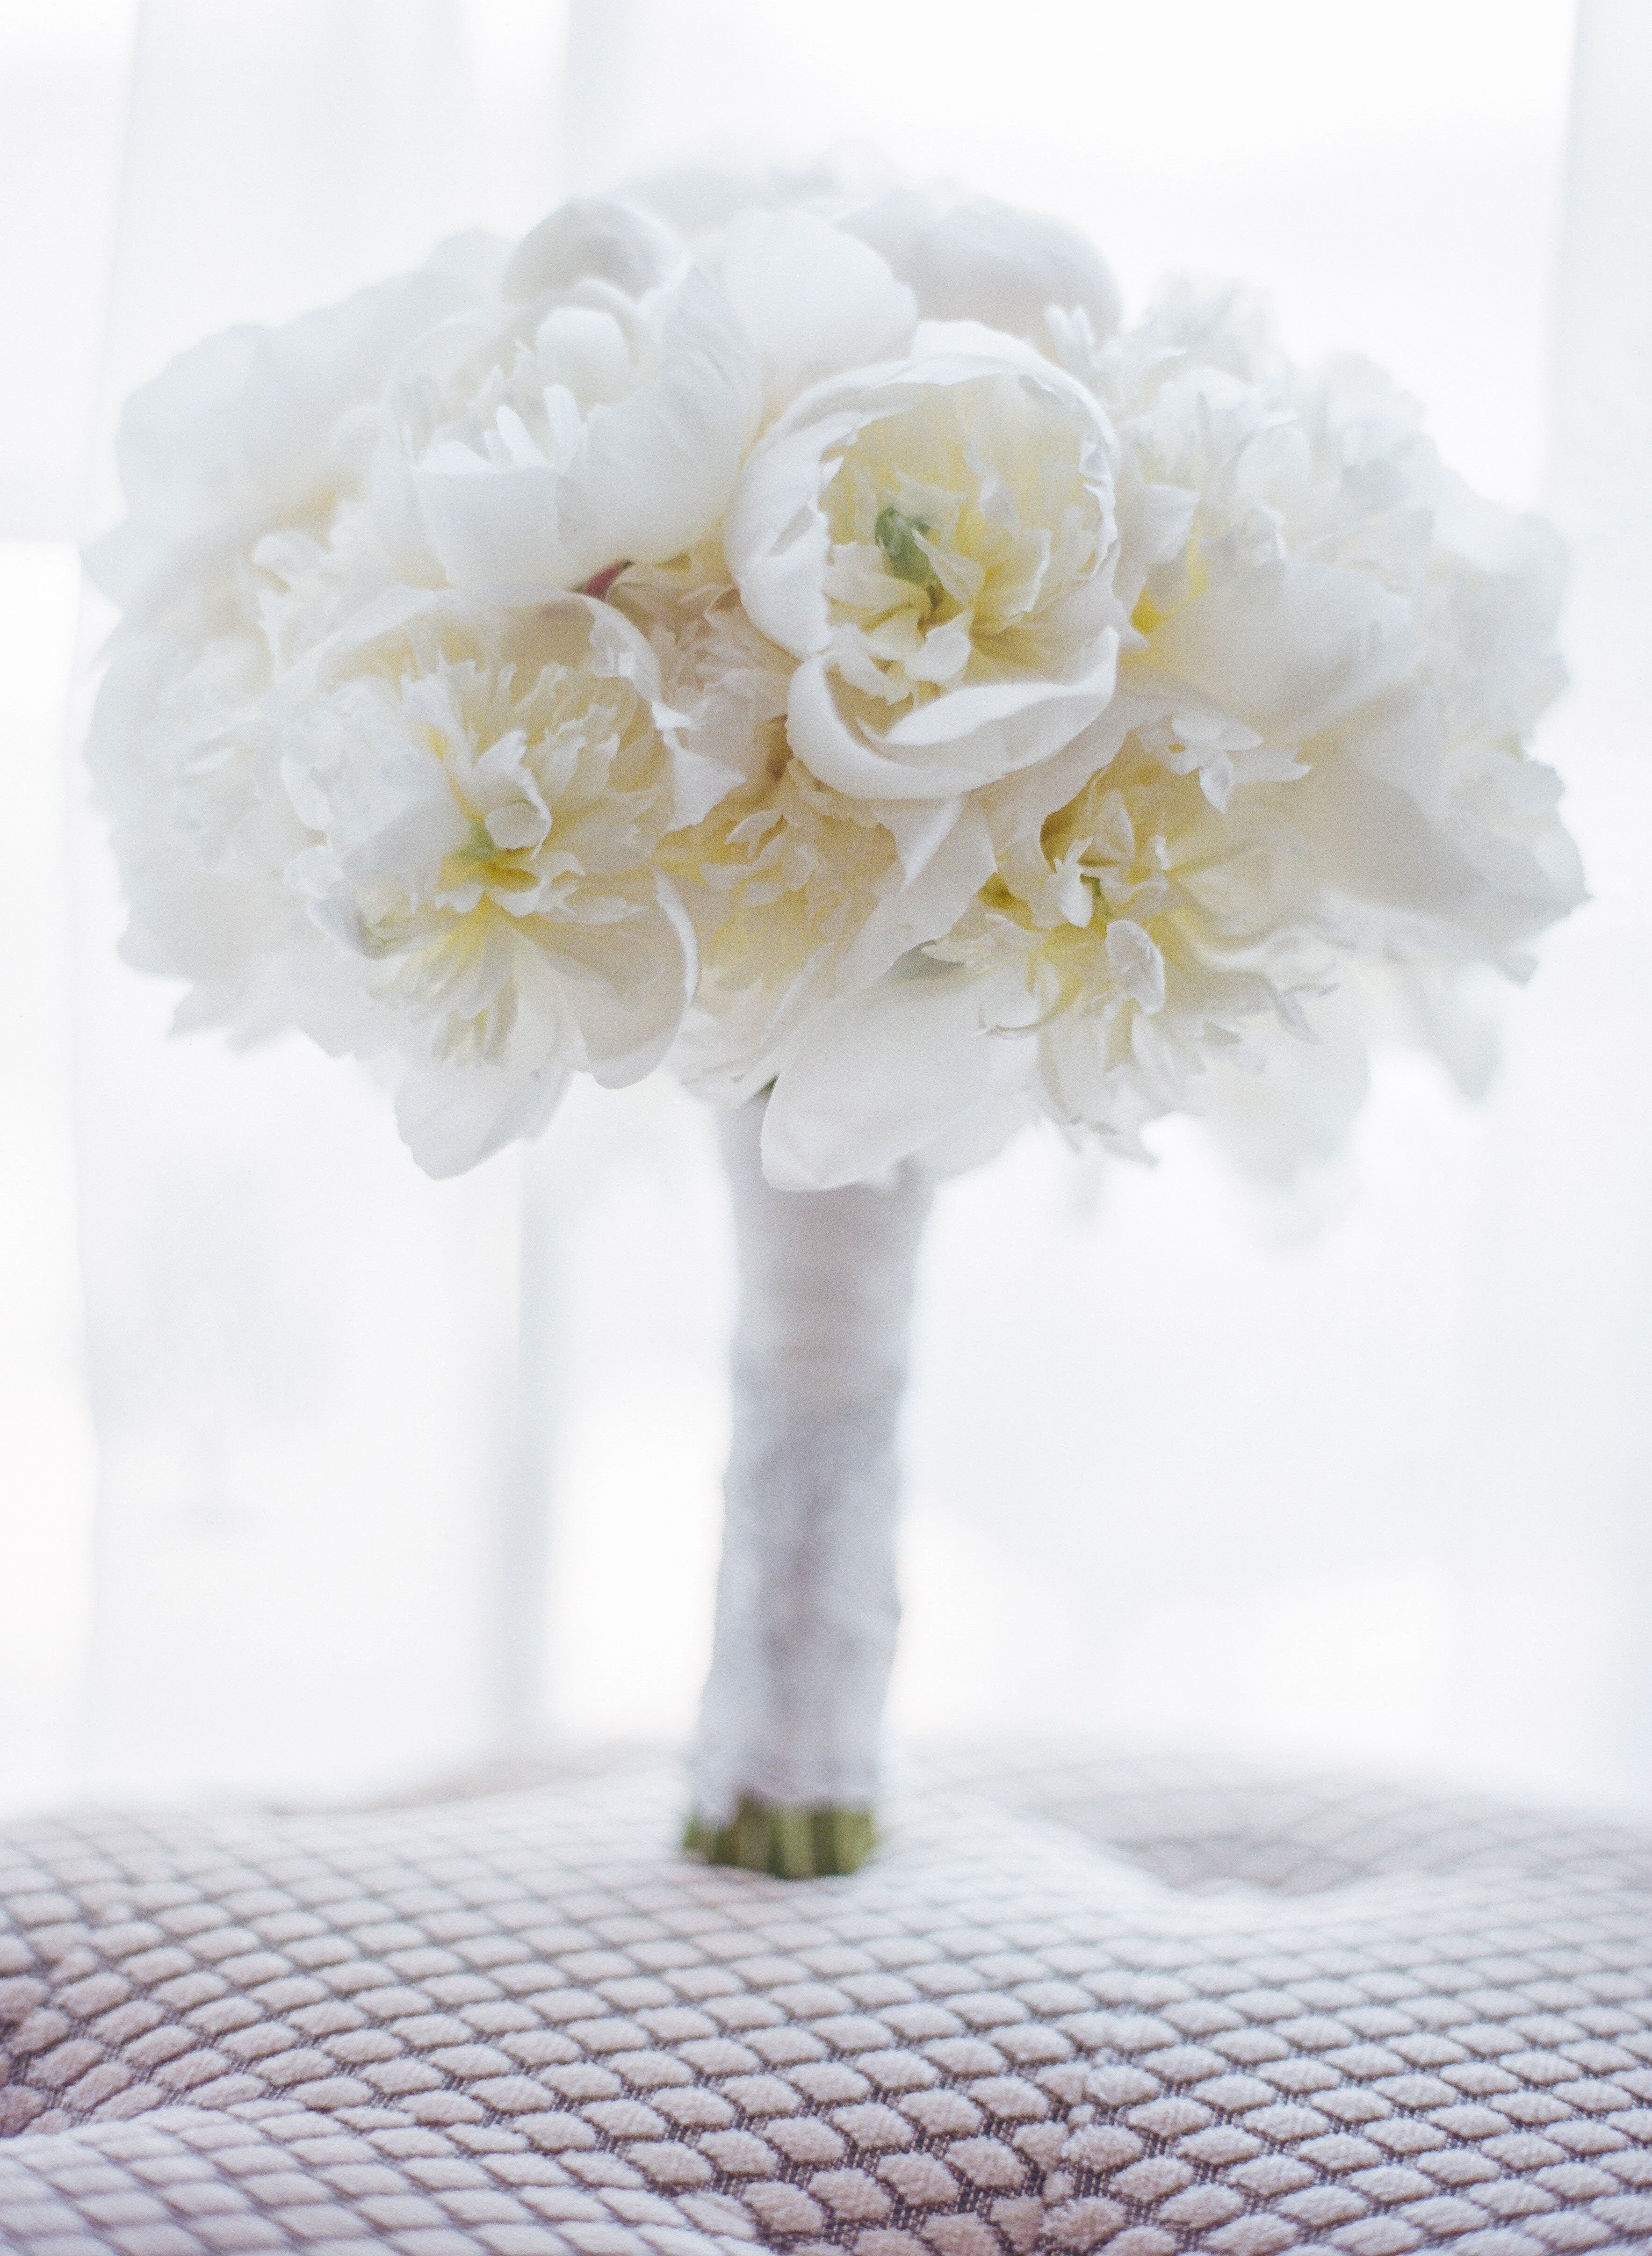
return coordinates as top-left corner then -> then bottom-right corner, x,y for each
89,178 -> 1584,1187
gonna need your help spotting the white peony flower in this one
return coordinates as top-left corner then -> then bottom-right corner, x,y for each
87,176 -> 1582,1196
369,199 -> 761,601
85,501 -> 386,1051
278,594 -> 697,1173
724,326 -> 1125,828
84,241 -> 505,1047
87,240 -> 501,621
87,571 -> 314,1035
1104,290 -> 1583,980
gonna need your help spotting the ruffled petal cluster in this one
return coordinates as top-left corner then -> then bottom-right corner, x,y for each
89,175 -> 1582,1186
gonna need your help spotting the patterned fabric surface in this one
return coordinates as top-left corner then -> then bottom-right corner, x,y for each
3,1749 -> 1652,2256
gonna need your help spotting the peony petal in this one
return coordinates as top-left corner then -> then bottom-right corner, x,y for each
841,188 -> 1122,345
410,456 -> 570,596
1297,758 -> 1508,930
1147,560 -> 1421,744
837,802 -> 997,992
395,266 -> 759,599
90,260 -> 490,615
873,796 -> 969,886
395,1052 -> 572,1177
557,265 -> 761,578
1104,919 -> 1167,1012
762,966 -> 1034,1191
721,419 -> 851,655
1195,983 -> 1372,1188
536,876 -> 697,1087
911,1087 -> 1036,1179
667,745 -> 747,828
719,209 -> 917,418
786,638 -> 1118,801
1337,682 -> 1447,817
502,196 -> 683,301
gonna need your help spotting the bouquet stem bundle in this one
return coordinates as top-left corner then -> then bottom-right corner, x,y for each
687,1098 -> 931,1873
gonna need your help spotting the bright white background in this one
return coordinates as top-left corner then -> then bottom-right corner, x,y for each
3,0 -> 1649,1817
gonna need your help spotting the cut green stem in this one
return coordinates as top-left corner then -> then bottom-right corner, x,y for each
682,1799 -> 876,1878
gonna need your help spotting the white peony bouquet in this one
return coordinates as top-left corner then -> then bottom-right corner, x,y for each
87,180 -> 1584,1196
88,175 -> 1585,1872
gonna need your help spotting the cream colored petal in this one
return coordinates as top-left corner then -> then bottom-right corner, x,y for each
720,209 -> 917,417
762,967 -> 1034,1191
394,1052 -> 573,1177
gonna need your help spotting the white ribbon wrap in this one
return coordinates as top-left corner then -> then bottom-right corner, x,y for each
691,1097 -> 933,1823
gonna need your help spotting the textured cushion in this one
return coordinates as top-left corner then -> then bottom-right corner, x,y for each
3,1749 -> 1652,2256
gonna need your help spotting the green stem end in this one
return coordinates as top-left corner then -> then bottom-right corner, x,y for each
682,1799 -> 876,1878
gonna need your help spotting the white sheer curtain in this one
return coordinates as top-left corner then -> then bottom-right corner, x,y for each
0,0 -> 136,1813
1546,0 -> 1652,1786
72,0 -> 590,1805
2,0 -> 576,1810
4,0 -> 1649,1817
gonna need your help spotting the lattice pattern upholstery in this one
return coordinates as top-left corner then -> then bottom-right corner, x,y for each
4,1750 -> 1652,2255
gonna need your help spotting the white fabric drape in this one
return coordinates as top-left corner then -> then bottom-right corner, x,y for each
1542,0 -> 1652,1783
0,6 -> 135,539
7,0 -> 1652,1814
61,0 -> 574,1802
0,5 -> 141,1811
